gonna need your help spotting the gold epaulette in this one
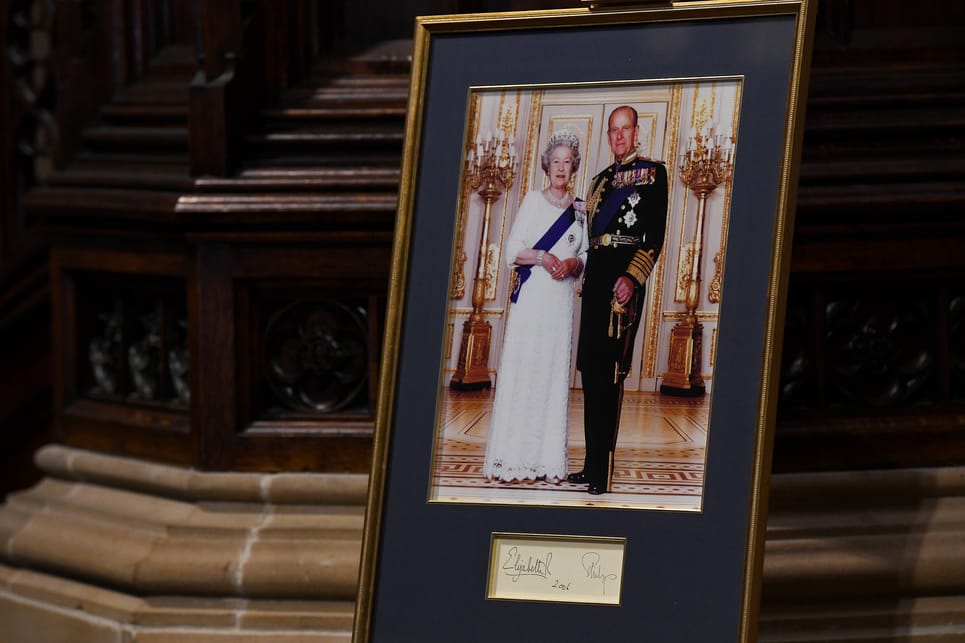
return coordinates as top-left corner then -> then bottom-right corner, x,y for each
585,172 -> 608,221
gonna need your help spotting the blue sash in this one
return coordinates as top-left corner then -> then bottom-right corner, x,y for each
590,163 -> 656,235
510,201 -> 578,303
590,185 -> 633,236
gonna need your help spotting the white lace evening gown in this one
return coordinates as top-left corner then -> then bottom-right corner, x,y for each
482,190 -> 588,483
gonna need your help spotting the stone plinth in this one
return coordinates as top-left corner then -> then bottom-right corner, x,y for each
4,446 -> 965,641
760,466 -> 965,641
0,445 -> 367,642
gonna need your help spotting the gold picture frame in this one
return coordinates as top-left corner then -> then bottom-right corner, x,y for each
356,2 -> 815,641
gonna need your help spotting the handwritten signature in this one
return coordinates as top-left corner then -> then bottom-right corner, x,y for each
582,552 -> 618,595
502,546 -> 553,583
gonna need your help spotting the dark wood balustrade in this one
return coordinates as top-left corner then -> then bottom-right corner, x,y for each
0,0 -> 962,484
0,4 -> 962,473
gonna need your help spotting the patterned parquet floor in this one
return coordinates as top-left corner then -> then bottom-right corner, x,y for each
429,388 -> 709,511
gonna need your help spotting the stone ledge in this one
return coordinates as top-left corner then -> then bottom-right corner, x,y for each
759,596 -> 965,643
769,465 -> 965,506
34,444 -> 369,505
760,466 -> 965,641
0,563 -> 354,642
5,447 -> 965,640
0,447 -> 365,599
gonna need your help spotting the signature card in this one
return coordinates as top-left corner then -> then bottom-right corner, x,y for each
488,533 -> 626,606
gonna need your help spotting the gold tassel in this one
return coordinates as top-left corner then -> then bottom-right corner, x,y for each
609,295 -> 625,339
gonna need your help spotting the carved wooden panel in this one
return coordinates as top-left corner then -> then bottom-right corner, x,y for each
769,0 -> 965,473
210,245 -> 390,472
3,0 -> 963,483
51,245 -> 194,464
257,297 -> 372,417
779,279 -> 961,414
74,273 -> 188,408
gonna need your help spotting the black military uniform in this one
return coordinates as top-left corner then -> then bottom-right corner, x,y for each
574,151 -> 668,493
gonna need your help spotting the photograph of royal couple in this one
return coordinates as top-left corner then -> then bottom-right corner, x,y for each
482,105 -> 668,497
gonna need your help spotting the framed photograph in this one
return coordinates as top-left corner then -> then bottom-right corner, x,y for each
356,2 -> 815,641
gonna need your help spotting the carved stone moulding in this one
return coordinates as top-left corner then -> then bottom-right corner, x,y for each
0,445 -> 366,642
760,465 -> 965,641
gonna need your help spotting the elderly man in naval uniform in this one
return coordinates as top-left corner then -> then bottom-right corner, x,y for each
567,105 -> 669,495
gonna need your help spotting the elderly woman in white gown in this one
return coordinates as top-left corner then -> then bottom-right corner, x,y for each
483,130 -> 588,484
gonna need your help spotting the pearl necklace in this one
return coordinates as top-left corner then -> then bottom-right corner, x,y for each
542,189 -> 572,209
